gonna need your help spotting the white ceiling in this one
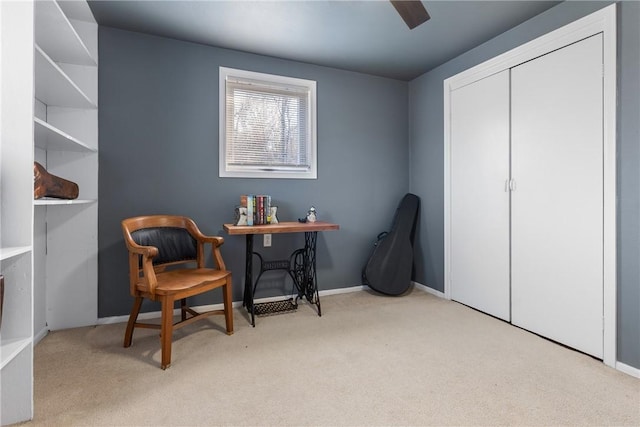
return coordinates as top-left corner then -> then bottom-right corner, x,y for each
87,0 -> 561,81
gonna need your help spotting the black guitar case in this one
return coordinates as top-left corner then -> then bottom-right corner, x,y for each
362,193 -> 420,296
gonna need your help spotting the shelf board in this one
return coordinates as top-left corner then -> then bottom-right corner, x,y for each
0,247 -> 32,262
34,0 -> 96,66
34,117 -> 96,152
34,45 -> 96,109
58,1 -> 96,23
34,199 -> 96,206
0,338 -> 32,370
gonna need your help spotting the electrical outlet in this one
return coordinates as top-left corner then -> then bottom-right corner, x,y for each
263,233 -> 272,247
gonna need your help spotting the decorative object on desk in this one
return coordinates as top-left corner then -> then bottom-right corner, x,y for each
234,207 -> 248,226
362,193 -> 420,296
33,161 -> 79,200
0,275 -> 4,331
269,206 -> 278,224
306,206 -> 317,223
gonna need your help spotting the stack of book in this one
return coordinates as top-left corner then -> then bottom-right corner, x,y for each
240,194 -> 272,226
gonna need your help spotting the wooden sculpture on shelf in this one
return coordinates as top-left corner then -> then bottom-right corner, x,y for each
33,162 -> 78,200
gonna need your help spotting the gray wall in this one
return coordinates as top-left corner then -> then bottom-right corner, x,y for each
408,0 -> 640,369
99,1 -> 639,370
98,28 -> 409,317
617,0 -> 640,371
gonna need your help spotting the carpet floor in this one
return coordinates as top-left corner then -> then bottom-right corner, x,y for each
28,288 -> 639,426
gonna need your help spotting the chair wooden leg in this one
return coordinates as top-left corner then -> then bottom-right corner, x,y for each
223,279 -> 234,335
124,296 -> 143,348
160,296 -> 175,370
180,298 -> 187,321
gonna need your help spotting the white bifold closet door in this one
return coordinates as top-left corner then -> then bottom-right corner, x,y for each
450,70 -> 511,322
449,34 -> 604,359
511,34 -> 604,358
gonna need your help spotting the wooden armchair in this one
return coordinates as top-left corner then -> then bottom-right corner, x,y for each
121,215 -> 233,369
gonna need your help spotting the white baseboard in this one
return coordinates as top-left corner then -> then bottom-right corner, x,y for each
97,283 -> 446,325
319,284 -> 368,296
320,282 -> 447,298
98,285 -> 368,325
412,281 -> 446,298
34,327 -> 49,345
97,301 -> 242,325
616,361 -> 640,378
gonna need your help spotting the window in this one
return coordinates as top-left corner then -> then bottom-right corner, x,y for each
219,67 -> 317,179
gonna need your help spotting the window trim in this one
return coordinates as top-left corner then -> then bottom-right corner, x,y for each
219,66 -> 317,179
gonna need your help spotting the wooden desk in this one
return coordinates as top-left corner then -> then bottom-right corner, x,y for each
224,221 -> 339,326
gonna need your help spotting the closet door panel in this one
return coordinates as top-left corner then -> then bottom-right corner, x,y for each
450,70 -> 510,321
511,35 -> 603,358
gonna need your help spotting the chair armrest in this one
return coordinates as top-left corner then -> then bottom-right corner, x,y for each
126,240 -> 159,258
197,235 -> 226,270
191,228 -> 224,247
188,225 -> 227,270
209,242 -> 227,271
125,240 -> 159,295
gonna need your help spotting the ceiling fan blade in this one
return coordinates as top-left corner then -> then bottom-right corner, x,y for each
390,0 -> 430,30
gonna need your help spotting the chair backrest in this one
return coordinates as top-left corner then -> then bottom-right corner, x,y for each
131,227 -> 197,266
122,215 -> 202,269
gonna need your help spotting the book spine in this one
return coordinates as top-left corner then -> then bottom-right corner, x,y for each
257,196 -> 263,225
266,195 -> 272,224
247,195 -> 254,226
253,196 -> 257,225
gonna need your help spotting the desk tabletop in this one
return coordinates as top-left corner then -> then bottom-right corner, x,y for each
224,221 -> 339,235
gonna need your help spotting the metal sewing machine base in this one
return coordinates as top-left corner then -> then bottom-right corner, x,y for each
243,232 -> 322,327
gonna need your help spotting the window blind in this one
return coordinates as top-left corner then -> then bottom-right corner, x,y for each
225,76 -> 311,171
